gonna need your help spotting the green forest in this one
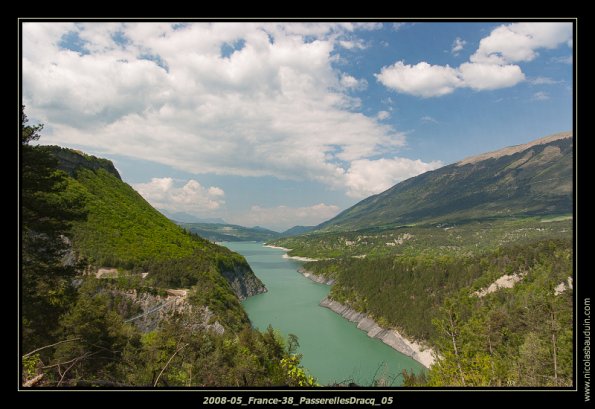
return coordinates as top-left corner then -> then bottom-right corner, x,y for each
273,211 -> 573,386
21,110 -> 316,387
305,239 -> 572,386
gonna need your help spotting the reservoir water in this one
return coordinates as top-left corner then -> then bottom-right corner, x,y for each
222,242 -> 424,386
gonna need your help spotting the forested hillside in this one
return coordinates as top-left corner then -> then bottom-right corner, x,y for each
307,239 -> 572,386
176,221 -> 280,242
270,132 -> 574,386
20,111 -> 315,387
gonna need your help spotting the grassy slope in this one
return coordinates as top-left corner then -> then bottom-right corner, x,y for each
317,136 -> 572,232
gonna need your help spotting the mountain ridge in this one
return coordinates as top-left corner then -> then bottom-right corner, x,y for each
456,131 -> 571,166
315,132 -> 572,232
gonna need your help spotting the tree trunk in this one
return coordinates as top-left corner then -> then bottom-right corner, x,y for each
448,313 -> 466,386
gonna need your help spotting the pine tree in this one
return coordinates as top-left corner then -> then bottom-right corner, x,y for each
21,106 -> 87,352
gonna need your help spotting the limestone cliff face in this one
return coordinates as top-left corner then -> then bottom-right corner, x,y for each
221,264 -> 267,300
297,267 -> 335,285
319,297 -> 435,368
43,145 -> 122,179
118,290 -> 224,334
298,268 -> 435,367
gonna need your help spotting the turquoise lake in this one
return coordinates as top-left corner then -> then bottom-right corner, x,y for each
222,241 -> 424,386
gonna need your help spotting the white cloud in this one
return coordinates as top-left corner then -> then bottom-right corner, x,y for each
352,22 -> 383,31
23,22 -> 408,197
421,115 -> 438,124
340,74 -> 368,90
344,157 -> 442,198
532,91 -> 550,101
377,22 -> 571,97
458,62 -> 525,90
230,203 -> 341,231
133,178 -> 225,214
528,76 -> 559,85
470,22 -> 572,65
375,61 -> 462,97
391,23 -> 406,31
451,37 -> 466,55
377,111 -> 390,120
339,39 -> 367,50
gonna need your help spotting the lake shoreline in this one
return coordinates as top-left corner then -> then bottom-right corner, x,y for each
298,267 -> 435,369
319,297 -> 435,369
229,242 -> 427,385
297,267 -> 335,285
263,244 -> 291,251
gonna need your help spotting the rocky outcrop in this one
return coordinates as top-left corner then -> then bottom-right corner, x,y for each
554,276 -> 573,296
221,264 -> 267,300
118,290 -> 224,334
473,271 -> 527,298
319,297 -> 435,368
297,267 -> 335,285
45,145 -> 121,179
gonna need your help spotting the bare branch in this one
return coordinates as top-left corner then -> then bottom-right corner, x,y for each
23,374 -> 44,387
57,352 -> 91,386
153,343 -> 189,387
23,338 -> 81,358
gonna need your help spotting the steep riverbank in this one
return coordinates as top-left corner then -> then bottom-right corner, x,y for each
230,242 -> 425,385
297,267 -> 335,285
298,268 -> 435,368
319,297 -> 435,368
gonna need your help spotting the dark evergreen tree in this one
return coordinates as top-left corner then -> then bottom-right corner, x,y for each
21,106 -> 87,352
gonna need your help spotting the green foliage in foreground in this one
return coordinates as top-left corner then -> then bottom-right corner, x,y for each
22,126 -> 300,386
426,248 -> 572,386
31,278 -> 315,387
21,111 -> 87,352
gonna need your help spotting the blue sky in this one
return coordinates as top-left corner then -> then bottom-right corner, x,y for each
22,21 -> 573,231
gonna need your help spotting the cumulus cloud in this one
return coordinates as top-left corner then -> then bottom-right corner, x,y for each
377,22 -> 571,97
23,22 -> 434,198
451,37 -> 466,55
133,178 -> 225,215
470,22 -> 572,65
458,62 -> 524,90
375,61 -> 462,98
340,73 -> 368,90
230,203 -> 341,231
344,157 -> 442,198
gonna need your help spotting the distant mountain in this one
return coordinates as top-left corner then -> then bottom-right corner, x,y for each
317,132 -> 572,232
178,222 -> 280,242
159,209 -> 226,224
281,225 -> 315,237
